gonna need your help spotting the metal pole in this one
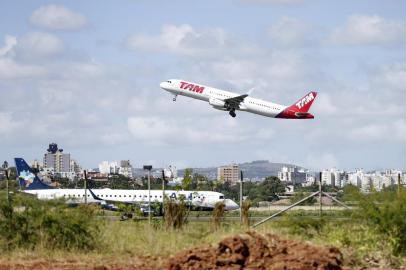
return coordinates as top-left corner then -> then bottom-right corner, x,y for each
2,161 -> 9,204
5,169 -> 9,204
319,171 -> 322,217
252,191 -> 320,228
240,171 -> 243,224
84,170 -> 88,204
148,169 -> 151,225
398,173 -> 401,198
162,170 -> 165,216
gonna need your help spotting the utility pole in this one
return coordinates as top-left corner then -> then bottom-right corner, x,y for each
84,170 -> 88,204
162,170 -> 165,216
319,171 -> 322,218
2,161 -> 9,204
240,170 -> 243,224
143,165 -> 153,225
398,173 -> 401,198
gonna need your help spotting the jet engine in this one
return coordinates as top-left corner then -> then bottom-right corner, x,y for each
209,97 -> 227,110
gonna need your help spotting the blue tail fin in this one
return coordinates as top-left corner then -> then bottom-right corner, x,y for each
14,158 -> 53,190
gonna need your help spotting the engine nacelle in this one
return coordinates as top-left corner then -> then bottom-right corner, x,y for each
209,97 -> 226,110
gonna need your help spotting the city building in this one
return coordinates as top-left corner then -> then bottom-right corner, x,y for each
119,160 -> 133,178
98,160 -> 134,178
321,168 -> 347,187
98,161 -> 119,174
164,165 -> 177,179
43,143 -> 71,173
217,164 -> 240,185
346,169 -> 404,192
278,166 -> 307,185
70,159 -> 82,174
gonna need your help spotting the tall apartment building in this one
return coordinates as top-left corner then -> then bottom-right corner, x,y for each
98,161 -> 119,174
217,164 -> 240,185
278,166 -> 307,185
43,143 -> 70,173
321,168 -> 347,187
119,160 -> 133,178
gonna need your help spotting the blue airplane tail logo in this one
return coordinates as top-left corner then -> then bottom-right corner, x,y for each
14,158 -> 53,190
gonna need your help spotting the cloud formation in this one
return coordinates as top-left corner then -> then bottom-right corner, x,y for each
268,17 -> 314,46
329,14 -> 406,45
30,4 -> 87,31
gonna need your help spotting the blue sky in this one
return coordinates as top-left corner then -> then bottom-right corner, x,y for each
0,0 -> 405,171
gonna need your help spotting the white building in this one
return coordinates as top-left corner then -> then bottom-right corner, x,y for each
99,160 -> 133,178
278,166 -> 307,185
346,169 -> 404,192
119,160 -> 133,178
98,161 -> 120,174
164,165 -> 177,179
321,168 -> 346,187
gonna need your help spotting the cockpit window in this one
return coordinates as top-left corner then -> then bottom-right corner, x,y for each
219,195 -> 224,199
167,80 -> 172,83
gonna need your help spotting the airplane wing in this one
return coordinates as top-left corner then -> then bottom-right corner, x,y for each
223,94 -> 248,109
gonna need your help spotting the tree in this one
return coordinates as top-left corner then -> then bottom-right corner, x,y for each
258,176 -> 285,201
181,168 -> 193,190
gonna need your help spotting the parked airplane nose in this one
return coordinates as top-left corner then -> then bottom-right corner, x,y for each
224,199 -> 239,211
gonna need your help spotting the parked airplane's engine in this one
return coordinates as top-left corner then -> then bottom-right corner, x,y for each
209,97 -> 227,110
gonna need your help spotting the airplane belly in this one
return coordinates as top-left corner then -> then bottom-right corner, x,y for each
248,107 -> 277,118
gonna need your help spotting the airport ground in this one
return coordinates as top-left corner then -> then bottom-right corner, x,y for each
0,189 -> 405,269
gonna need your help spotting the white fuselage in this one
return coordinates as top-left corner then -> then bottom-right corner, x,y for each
160,79 -> 287,118
23,188 -> 239,210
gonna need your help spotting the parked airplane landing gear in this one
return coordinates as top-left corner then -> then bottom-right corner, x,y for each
229,110 -> 236,118
173,95 -> 177,102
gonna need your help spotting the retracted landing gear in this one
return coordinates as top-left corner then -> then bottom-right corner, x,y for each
173,95 -> 177,102
229,109 -> 236,118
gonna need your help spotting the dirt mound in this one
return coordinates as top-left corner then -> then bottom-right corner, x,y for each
165,231 -> 343,270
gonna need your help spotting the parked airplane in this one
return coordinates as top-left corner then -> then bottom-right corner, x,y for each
14,158 -> 239,211
160,79 -> 317,118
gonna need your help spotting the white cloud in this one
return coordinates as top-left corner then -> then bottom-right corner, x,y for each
127,116 -> 274,146
372,63 -> 406,91
0,35 -> 17,56
268,17 -> 313,46
0,113 -> 19,135
305,153 -> 339,170
127,24 -> 239,57
16,32 -> 64,59
329,14 -> 406,45
240,0 -> 305,4
0,58 -> 47,79
30,4 -> 87,31
348,120 -> 406,142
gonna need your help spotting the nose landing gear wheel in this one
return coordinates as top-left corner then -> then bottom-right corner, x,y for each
229,110 -> 236,118
173,95 -> 177,102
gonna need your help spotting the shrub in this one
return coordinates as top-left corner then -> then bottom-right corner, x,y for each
211,202 -> 225,230
164,198 -> 188,230
353,188 -> 406,256
0,194 -> 100,252
241,200 -> 251,227
280,215 -> 326,238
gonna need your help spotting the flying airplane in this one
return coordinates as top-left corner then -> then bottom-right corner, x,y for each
160,79 -> 317,118
14,158 -> 239,211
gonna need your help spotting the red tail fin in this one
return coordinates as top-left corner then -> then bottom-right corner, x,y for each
276,91 -> 317,119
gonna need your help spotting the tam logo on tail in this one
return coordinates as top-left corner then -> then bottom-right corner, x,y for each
295,92 -> 315,110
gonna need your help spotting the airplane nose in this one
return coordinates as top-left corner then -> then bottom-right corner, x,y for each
224,199 -> 239,211
160,82 -> 167,89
